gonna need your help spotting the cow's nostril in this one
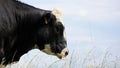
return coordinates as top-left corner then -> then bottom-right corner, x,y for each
60,48 -> 69,58
65,51 -> 68,56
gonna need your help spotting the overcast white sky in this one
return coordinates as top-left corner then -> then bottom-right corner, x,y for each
20,0 -> 120,60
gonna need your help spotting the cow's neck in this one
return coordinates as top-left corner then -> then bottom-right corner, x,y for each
14,1 -> 52,35
14,1 -> 50,24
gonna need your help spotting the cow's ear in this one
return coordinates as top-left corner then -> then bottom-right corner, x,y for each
44,17 -> 48,24
41,12 -> 54,25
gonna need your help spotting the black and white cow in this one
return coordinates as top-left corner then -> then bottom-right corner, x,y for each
0,0 -> 68,64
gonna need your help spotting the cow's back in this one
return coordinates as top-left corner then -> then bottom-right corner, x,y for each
0,0 -> 17,37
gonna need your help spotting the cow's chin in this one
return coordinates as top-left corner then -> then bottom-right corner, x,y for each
41,44 -> 68,59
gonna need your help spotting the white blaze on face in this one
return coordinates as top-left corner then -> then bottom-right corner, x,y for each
52,8 -> 66,41
64,31 -> 67,41
52,8 -> 62,23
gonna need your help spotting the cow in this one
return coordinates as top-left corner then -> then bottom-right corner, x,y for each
0,0 -> 68,65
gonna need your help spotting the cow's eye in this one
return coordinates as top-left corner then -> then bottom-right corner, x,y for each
55,26 -> 60,33
55,22 -> 64,35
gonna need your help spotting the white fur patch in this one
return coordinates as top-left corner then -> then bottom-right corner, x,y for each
42,44 -> 68,59
42,44 -> 55,55
52,8 -> 62,23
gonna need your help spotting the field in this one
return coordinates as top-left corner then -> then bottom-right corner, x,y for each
0,48 -> 120,68
49,48 -> 120,68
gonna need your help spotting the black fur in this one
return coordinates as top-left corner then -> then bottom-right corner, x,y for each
0,0 -> 67,64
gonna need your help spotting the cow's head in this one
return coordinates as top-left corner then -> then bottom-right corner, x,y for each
36,9 -> 68,59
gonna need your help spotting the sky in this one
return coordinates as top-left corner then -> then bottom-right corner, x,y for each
20,0 -> 120,60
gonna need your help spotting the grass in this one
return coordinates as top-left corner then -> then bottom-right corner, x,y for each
49,48 -> 120,68
0,48 -> 120,68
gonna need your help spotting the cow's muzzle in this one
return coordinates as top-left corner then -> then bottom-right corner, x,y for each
41,44 -> 68,59
57,48 -> 69,59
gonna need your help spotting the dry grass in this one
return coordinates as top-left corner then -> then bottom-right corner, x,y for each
49,48 -> 120,68
0,48 -> 120,68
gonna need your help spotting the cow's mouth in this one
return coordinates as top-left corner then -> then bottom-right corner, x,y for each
41,44 -> 68,59
56,48 -> 68,59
